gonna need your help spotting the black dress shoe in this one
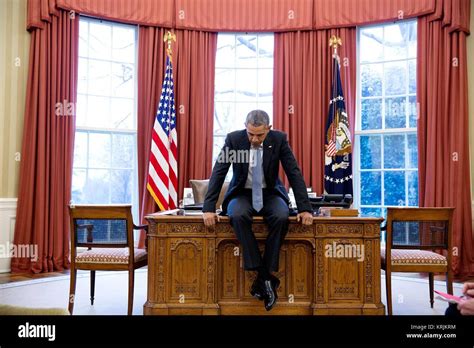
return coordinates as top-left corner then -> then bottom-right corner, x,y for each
250,277 -> 265,300
263,280 -> 277,311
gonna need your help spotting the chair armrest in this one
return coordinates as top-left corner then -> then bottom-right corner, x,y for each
133,224 -> 148,232
133,224 -> 149,251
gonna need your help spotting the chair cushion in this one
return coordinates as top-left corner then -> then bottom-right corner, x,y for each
75,248 -> 147,264
381,248 -> 447,266
189,179 -> 229,209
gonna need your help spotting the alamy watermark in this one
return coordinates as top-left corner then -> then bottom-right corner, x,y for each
0,242 -> 38,262
325,242 -> 365,262
216,148 -> 258,167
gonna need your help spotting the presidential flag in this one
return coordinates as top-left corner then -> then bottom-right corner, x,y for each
147,56 -> 178,210
324,54 -> 353,195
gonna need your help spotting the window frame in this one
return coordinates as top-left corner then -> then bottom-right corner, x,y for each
354,20 -> 419,219
73,16 -> 139,221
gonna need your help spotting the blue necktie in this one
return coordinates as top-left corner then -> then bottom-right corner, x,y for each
252,147 -> 263,212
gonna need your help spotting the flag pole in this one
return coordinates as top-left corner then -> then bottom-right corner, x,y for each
329,36 -> 342,158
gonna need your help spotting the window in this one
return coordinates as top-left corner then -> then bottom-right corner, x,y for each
213,33 -> 274,169
355,21 -> 418,218
72,18 -> 138,217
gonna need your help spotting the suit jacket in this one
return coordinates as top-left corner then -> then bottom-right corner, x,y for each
203,129 -> 312,214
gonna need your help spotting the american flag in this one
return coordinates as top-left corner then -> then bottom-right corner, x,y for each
324,53 -> 353,195
147,56 -> 178,210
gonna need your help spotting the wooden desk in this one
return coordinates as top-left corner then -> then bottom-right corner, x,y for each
144,214 -> 385,315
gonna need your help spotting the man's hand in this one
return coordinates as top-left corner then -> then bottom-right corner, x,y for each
203,212 -> 219,227
462,282 -> 474,297
457,298 -> 474,315
297,211 -> 313,225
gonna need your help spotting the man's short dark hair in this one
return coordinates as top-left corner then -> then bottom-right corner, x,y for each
245,110 -> 270,127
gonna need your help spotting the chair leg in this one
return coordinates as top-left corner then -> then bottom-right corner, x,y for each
68,267 -> 77,315
90,270 -> 96,306
128,269 -> 135,315
385,269 -> 392,315
447,268 -> 453,294
429,273 -> 434,308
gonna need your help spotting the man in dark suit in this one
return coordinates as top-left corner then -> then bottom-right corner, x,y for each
203,110 -> 313,311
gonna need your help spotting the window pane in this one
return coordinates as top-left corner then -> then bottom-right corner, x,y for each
407,134 -> 418,168
257,69 -> 273,102
408,95 -> 418,128
79,21 -> 89,58
216,34 -> 236,68
89,133 -> 111,168
88,60 -> 112,96
258,35 -> 274,68
406,22 -> 418,58
361,98 -> 382,130
360,135 -> 381,169
86,169 -> 110,203
407,171 -> 419,206
110,98 -> 135,130
215,69 -> 235,101
112,26 -> 135,63
361,64 -> 382,97
76,94 -> 87,127
214,102 -> 234,136
72,169 -> 86,203
361,171 -> 381,205
112,63 -> 135,98
111,170 -> 133,203
89,22 -> 111,60
78,58 -> 88,94
384,171 -> 406,206
87,96 -> 110,128
384,24 -> 407,60
408,59 -> 416,94
236,69 -> 258,101
384,61 -> 407,96
385,97 -> 406,129
74,18 -> 138,211
360,27 -> 383,63
236,35 -> 257,68
111,134 -> 134,169
384,135 -> 405,169
360,207 -> 382,218
73,132 -> 88,168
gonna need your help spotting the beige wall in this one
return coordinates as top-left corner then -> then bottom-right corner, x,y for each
0,0 -> 29,198
0,2 -> 473,199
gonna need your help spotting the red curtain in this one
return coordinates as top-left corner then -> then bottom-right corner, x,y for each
273,28 -> 356,193
173,30 -> 217,196
417,10 -> 474,276
12,10 -> 78,273
313,0 -> 436,29
137,26 -> 168,248
174,0 -> 314,32
28,0 -> 441,31
137,28 -> 217,247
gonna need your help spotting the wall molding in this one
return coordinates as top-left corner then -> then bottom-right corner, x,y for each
0,198 -> 17,273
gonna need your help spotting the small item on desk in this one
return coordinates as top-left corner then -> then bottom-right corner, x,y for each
318,207 -> 359,217
330,208 -> 359,217
150,209 -> 181,216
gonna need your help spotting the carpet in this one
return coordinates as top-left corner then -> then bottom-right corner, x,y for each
0,270 -> 464,315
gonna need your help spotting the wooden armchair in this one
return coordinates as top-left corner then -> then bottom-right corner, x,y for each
381,207 -> 454,315
68,205 -> 148,315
